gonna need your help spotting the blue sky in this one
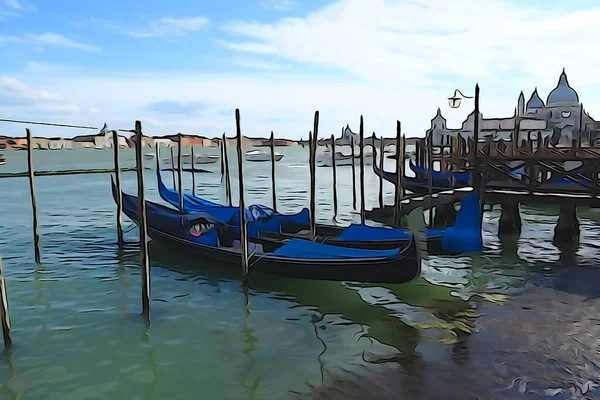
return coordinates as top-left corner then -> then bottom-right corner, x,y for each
1,0 -> 600,139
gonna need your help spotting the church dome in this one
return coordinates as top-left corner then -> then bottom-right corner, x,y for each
546,70 -> 579,105
526,88 -> 544,109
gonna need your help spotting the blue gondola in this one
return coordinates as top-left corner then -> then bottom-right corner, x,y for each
112,180 -> 421,284
155,172 -> 482,254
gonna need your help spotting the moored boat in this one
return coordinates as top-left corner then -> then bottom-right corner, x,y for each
112,180 -> 421,284
245,149 -> 283,162
0,154 -> 5,165
316,151 -> 373,167
155,171 -> 482,254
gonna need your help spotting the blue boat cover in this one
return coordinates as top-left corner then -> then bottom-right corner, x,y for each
270,238 -> 400,259
157,172 -> 310,233
337,224 -> 413,241
157,171 -> 253,225
121,190 -> 222,246
249,204 -> 275,221
410,161 -> 471,183
440,192 -> 482,253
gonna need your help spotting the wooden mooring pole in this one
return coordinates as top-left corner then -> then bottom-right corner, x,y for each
112,130 -> 124,246
359,116 -> 366,225
270,131 -> 277,211
222,133 -> 232,206
393,121 -> 404,226
350,135 -> 357,210
191,146 -> 196,196
220,140 -> 225,183
170,147 -> 176,189
0,257 -> 11,348
377,133 -> 384,209
427,131 -> 434,227
330,134 -> 338,218
177,133 -> 184,211
26,128 -> 41,264
235,110 -> 249,281
134,121 -> 151,320
309,111 -> 319,239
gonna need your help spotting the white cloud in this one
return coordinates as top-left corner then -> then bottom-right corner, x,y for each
219,40 -> 278,54
4,1 -> 600,139
216,0 -> 600,132
260,0 -> 295,11
0,35 -> 22,45
24,32 -> 101,52
126,17 -> 210,38
3,0 -> 35,14
233,59 -> 282,70
5,0 -> 23,10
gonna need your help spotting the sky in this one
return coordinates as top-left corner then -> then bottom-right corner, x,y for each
1,0 -> 600,139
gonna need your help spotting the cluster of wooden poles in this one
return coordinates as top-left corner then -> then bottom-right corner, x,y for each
0,110 -> 410,347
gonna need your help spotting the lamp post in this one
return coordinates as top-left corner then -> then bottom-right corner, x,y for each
448,84 -> 482,244
447,85 -> 480,193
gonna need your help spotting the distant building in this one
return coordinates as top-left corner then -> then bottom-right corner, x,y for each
72,124 -> 128,149
48,137 -> 74,150
429,70 -> 598,147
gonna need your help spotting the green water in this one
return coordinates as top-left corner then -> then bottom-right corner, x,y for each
0,146 -> 599,399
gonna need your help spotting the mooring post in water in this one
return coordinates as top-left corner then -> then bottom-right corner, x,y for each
350,135 -> 357,210
170,147 -> 176,189
376,132 -> 384,209
112,130 -> 124,247
26,128 -> 41,264
0,257 -> 11,348
154,143 -> 160,172
270,131 -> 277,211
235,110 -> 249,280
177,133 -> 184,211
359,116 -> 366,225
222,133 -> 232,206
191,146 -> 196,196
219,140 -> 225,183
330,134 -> 338,218
498,201 -> 521,237
393,121 -> 404,226
134,121 -> 151,320
311,112 -> 319,238
427,131 -> 434,227
308,131 -> 316,239
554,204 -> 580,247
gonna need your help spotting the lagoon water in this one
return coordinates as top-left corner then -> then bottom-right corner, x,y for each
1,145 -> 600,399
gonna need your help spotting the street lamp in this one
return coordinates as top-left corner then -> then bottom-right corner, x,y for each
448,84 -> 482,240
447,89 -> 474,109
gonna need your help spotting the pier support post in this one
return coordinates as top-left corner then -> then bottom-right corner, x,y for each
26,128 -> 41,264
134,121 -> 151,320
234,110 -> 249,281
350,135 -> 357,210
0,257 -> 11,348
498,201 -> 521,237
432,203 -> 457,228
112,130 -> 124,246
554,204 -> 580,246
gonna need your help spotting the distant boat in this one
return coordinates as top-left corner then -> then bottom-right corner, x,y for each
316,151 -> 373,167
0,154 -> 5,165
245,149 -> 283,162
161,154 -> 220,165
144,153 -> 155,160
194,155 -> 220,164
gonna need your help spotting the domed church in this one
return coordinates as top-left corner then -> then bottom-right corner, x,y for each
429,70 -> 598,148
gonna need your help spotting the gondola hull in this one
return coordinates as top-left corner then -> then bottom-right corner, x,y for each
155,171 -> 445,252
113,181 -> 421,284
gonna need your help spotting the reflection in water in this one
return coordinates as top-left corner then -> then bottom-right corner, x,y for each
1,149 -> 600,398
0,348 -> 18,400
241,286 -> 260,398
140,321 -> 158,399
